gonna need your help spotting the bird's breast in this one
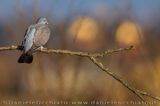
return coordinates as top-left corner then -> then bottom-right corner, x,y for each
33,25 -> 50,47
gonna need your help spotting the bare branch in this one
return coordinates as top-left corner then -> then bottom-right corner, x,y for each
0,45 -> 134,57
136,90 -> 160,101
89,56 -> 146,101
0,45 -> 159,103
91,45 -> 135,57
89,56 -> 160,102
0,45 -> 18,51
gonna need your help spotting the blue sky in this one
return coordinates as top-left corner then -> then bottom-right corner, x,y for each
0,0 -> 160,24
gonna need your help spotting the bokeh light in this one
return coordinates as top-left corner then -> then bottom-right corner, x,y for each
115,20 -> 142,46
68,16 -> 104,51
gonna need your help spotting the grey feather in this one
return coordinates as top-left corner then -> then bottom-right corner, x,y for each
22,25 -> 36,53
18,17 -> 50,63
33,25 -> 50,47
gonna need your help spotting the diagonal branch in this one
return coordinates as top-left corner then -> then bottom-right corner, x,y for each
0,45 -> 160,102
136,90 -> 160,101
89,56 -> 145,101
88,56 -> 160,102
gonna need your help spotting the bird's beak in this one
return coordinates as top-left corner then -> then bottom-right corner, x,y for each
45,21 -> 48,25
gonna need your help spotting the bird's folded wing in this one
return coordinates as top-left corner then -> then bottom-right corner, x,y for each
22,25 -> 36,53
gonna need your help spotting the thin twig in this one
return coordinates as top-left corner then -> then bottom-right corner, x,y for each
136,90 -> 160,101
89,56 -> 145,101
91,46 -> 135,57
0,45 -> 159,103
39,46 -> 134,58
0,45 -> 18,51
0,45 -> 134,57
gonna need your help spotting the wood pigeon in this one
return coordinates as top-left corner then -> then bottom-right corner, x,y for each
18,17 -> 50,64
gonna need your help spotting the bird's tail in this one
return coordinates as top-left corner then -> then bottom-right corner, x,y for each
18,53 -> 33,64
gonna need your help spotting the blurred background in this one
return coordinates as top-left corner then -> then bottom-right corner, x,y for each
0,0 -> 160,105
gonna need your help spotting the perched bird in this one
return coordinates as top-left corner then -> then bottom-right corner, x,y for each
18,17 -> 50,64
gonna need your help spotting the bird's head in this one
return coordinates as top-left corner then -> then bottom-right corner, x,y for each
37,17 -> 48,25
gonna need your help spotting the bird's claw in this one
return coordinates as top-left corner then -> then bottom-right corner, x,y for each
40,46 -> 44,51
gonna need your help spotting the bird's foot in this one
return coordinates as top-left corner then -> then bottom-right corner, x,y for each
40,46 -> 44,51
18,45 -> 24,51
